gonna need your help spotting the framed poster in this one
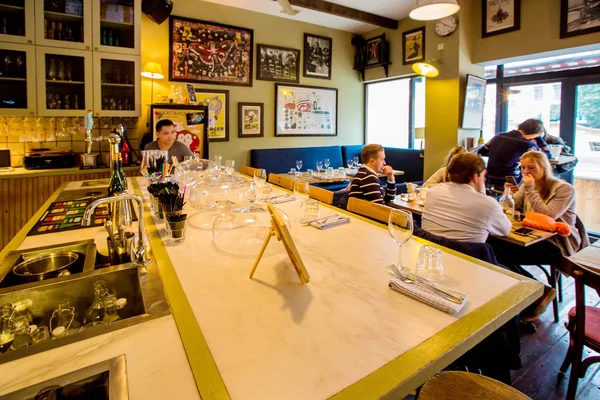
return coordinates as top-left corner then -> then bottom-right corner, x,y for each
169,16 -> 253,86
462,75 -> 487,130
365,33 -> 387,66
303,33 -> 332,80
402,27 -> 425,65
256,44 -> 300,83
150,104 -> 209,158
482,0 -> 521,38
185,83 -> 197,103
274,83 -> 337,137
195,89 -> 229,142
560,0 -> 600,38
238,102 -> 264,138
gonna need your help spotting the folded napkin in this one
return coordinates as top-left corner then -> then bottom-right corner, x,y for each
388,277 -> 468,315
310,216 -> 350,229
270,195 -> 295,204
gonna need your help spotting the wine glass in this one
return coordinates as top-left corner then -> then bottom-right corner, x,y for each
388,209 -> 413,270
253,168 -> 266,187
347,159 -> 354,169
293,181 -> 310,206
316,160 -> 323,173
225,160 -> 235,178
324,158 -> 330,169
296,159 -> 303,172
213,155 -> 222,167
353,156 -> 360,167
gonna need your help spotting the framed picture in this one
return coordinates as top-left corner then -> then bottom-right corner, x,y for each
462,74 -> 487,130
365,33 -> 387,66
185,83 -> 197,103
169,16 -> 253,86
402,27 -> 425,65
238,102 -> 264,138
150,104 -> 209,158
482,0 -> 521,38
257,44 -> 300,83
303,33 -> 332,80
560,0 -> 600,38
274,83 -> 337,137
194,88 -> 229,142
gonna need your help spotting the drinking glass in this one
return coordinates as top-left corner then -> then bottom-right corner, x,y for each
324,158 -> 330,169
303,200 -> 320,222
347,159 -> 354,169
213,155 -> 222,167
246,182 -> 257,211
415,245 -> 444,282
316,160 -> 323,173
253,168 -> 266,187
296,159 -> 303,172
353,156 -> 359,166
141,150 -> 169,180
388,209 -> 413,270
225,159 -> 235,177
293,181 -> 310,206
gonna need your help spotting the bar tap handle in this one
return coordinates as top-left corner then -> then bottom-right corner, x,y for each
84,110 -> 94,154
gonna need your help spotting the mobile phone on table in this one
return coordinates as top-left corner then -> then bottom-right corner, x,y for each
505,176 -> 518,185
514,227 -> 535,236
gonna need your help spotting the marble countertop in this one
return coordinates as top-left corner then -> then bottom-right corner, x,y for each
0,166 -> 139,180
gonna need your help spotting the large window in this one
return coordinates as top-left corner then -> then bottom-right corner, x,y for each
365,77 -> 424,148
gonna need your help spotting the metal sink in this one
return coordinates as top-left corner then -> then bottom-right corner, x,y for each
0,240 -> 97,291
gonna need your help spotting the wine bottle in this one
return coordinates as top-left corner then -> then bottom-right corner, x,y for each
107,154 -> 126,197
477,130 -> 485,146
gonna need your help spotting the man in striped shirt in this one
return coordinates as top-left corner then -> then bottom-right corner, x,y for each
348,144 -> 396,204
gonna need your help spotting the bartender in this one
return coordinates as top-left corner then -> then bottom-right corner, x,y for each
144,119 -> 193,162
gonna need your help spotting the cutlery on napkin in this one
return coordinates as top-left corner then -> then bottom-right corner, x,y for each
269,194 -> 296,204
310,216 -> 350,229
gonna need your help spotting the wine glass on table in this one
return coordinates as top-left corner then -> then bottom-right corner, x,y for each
253,168 -> 267,191
316,160 -> 323,173
388,209 -> 413,270
296,160 -> 303,174
347,159 -> 354,169
225,160 -> 235,180
324,158 -> 330,169
293,181 -> 310,222
353,156 -> 360,168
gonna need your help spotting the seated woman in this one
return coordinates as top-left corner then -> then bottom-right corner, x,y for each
422,146 -> 467,188
492,150 -> 583,320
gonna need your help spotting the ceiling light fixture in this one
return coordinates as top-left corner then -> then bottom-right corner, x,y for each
409,0 -> 460,21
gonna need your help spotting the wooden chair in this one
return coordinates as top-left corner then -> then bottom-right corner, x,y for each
308,185 -> 334,205
240,165 -> 258,177
268,173 -> 294,190
558,264 -> 600,400
346,197 -> 392,224
417,371 -> 531,400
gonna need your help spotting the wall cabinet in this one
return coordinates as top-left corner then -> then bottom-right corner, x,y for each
0,0 -> 35,45
0,42 -> 36,115
34,0 -> 93,51
93,52 -> 140,117
93,0 -> 141,56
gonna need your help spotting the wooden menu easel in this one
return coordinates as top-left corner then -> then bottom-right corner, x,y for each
249,203 -> 310,284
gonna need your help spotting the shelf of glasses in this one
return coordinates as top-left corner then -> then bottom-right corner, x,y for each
44,10 -> 83,23
46,79 -> 85,85
0,4 -> 24,12
0,76 -> 26,81
100,19 -> 134,29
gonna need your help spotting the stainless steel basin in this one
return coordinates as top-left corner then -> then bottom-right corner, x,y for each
13,252 -> 79,282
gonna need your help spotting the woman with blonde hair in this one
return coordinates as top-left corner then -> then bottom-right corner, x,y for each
422,146 -> 468,188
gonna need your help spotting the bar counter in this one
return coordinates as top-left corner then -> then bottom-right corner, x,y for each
0,177 -> 542,399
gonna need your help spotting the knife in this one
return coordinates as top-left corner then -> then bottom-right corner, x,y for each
406,272 -> 464,303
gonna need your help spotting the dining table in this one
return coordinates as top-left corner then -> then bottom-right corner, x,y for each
133,175 -> 543,400
283,168 -> 405,185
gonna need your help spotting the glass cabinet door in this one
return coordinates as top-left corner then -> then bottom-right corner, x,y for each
36,46 -> 92,116
92,0 -> 141,55
35,0 -> 92,50
93,53 -> 140,117
0,42 -> 36,115
0,0 -> 34,44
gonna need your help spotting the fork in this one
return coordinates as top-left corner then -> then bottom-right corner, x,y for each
390,265 -> 463,304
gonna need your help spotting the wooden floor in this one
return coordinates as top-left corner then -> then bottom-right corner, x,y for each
509,265 -> 600,400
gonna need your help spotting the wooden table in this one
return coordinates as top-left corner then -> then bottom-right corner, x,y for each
285,168 -> 405,185
495,222 -> 556,247
568,245 -> 600,273
549,155 -> 577,165
390,196 -> 425,215
134,178 -> 542,400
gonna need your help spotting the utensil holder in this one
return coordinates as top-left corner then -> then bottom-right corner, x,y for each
107,232 -> 134,265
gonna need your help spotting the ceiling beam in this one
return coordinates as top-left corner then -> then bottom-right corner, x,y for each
278,0 -> 399,30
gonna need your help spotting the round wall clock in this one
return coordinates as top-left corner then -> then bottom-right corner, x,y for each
435,16 -> 458,37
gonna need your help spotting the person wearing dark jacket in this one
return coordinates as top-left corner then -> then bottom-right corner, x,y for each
478,118 -> 551,189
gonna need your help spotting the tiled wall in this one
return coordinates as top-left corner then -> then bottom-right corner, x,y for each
0,116 -> 142,167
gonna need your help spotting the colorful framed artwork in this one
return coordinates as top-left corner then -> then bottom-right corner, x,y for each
274,83 -> 337,137
194,88 -> 229,142
169,16 -> 253,86
256,44 -> 300,83
365,33 -> 387,66
238,102 -> 264,138
150,104 -> 209,157
402,27 -> 425,65
482,0 -> 521,38
303,33 -> 332,80
560,0 -> 600,38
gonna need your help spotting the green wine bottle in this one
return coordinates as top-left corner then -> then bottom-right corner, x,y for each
107,154 -> 126,197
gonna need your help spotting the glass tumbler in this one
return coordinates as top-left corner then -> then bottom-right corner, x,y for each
303,200 -> 320,222
415,245 -> 444,282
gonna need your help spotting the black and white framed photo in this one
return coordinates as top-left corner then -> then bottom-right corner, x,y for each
275,83 -> 337,136
482,0 -> 521,38
402,27 -> 425,65
256,44 -> 300,83
238,102 -> 264,138
560,0 -> 600,38
303,33 -> 332,80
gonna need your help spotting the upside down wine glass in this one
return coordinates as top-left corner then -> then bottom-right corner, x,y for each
388,209 -> 413,270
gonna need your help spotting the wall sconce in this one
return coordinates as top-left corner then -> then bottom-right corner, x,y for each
141,62 -> 164,105
412,48 -> 444,78
409,0 -> 460,21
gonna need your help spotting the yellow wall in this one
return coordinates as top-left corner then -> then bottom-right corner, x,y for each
472,0 -> 600,64
141,0 -> 364,169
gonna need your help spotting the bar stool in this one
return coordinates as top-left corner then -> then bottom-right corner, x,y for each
417,371 -> 531,400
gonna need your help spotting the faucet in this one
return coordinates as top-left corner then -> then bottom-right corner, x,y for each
82,193 -> 151,272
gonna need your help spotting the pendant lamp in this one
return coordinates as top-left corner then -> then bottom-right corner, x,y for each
409,0 -> 460,21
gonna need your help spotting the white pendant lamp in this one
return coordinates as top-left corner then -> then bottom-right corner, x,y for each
409,0 -> 460,21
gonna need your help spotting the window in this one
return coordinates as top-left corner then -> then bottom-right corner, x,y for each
482,83 -> 496,141
506,82 -> 562,136
534,86 -> 543,100
365,77 -> 423,148
502,49 -> 600,77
